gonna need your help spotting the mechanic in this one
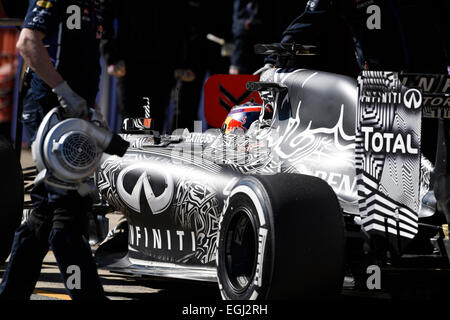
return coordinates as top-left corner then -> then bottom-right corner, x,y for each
264,0 -> 449,77
0,0 -> 107,300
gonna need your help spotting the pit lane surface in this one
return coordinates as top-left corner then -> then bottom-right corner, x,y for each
0,245 -> 379,301
0,211 -> 385,301
0,250 -> 222,301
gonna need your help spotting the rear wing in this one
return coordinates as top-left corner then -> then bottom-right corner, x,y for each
356,71 -> 450,250
355,71 -> 423,249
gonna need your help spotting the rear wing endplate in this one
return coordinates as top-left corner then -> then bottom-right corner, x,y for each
355,71 -> 423,249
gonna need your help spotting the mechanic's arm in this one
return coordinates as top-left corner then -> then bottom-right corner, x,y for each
16,28 -> 63,88
16,28 -> 88,118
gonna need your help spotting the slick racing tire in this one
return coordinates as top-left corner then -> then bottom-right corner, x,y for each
217,173 -> 345,300
0,136 -> 24,265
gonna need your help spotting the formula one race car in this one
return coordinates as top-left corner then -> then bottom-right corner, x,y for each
90,44 -> 450,300
2,43 -> 449,300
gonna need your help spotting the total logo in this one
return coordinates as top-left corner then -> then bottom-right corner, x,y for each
361,126 -> 418,155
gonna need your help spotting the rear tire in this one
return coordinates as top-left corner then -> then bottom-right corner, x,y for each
0,136 -> 24,265
217,173 -> 345,299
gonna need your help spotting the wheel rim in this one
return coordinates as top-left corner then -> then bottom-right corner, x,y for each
224,207 -> 258,294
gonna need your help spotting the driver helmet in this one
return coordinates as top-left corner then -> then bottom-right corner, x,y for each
221,102 -> 262,134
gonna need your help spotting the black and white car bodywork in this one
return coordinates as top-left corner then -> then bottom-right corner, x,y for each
94,67 -> 450,299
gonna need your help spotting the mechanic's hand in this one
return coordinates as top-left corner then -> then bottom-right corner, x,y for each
253,63 -> 274,75
107,60 -> 126,77
52,81 -> 88,119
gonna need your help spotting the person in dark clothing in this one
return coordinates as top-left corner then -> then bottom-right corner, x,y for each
265,0 -> 449,77
0,0 -> 107,300
230,0 -> 306,74
101,0 -> 186,134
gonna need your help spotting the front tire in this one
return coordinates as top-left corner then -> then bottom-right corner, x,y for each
0,136 -> 24,265
217,173 -> 345,299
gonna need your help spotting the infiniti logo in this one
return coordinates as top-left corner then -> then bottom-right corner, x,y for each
116,163 -> 174,215
403,88 -> 422,109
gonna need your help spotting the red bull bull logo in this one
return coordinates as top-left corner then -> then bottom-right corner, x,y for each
221,104 -> 262,134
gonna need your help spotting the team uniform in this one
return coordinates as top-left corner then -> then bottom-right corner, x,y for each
22,0 -> 103,141
265,0 -> 449,76
0,0 -> 106,300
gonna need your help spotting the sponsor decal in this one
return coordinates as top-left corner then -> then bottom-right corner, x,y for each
116,163 -> 174,215
421,97 -> 450,107
400,73 -> 450,118
423,106 -> 450,119
223,115 -> 247,134
361,126 -> 418,155
403,88 -> 422,110
358,77 -> 422,156
32,16 -> 45,24
36,0 -> 53,9
314,170 -> 357,197
32,7 -> 51,15
360,92 -> 401,104
254,227 -> 268,288
401,73 -> 450,94
128,224 -> 196,252
184,132 -> 216,144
